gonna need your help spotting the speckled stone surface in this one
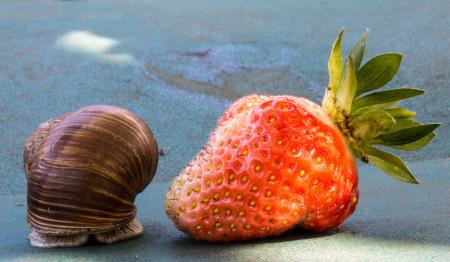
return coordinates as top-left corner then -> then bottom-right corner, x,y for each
0,0 -> 448,195
0,0 -> 449,261
1,160 -> 449,261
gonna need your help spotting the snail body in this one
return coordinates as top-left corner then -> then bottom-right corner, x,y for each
24,105 -> 158,247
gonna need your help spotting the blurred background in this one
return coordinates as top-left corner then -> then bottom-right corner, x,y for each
0,0 -> 448,195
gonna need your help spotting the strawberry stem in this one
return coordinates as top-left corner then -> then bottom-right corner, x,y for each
321,29 -> 440,183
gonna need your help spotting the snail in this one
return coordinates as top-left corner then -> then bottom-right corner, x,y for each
23,105 -> 158,248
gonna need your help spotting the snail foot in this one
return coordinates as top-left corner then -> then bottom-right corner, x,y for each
29,230 -> 89,248
94,219 -> 143,244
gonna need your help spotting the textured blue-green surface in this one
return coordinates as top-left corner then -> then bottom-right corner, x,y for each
0,0 -> 449,261
1,160 -> 449,261
0,0 -> 448,195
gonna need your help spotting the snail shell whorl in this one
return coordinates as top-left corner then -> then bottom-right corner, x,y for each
24,105 -> 158,235
24,113 -> 70,178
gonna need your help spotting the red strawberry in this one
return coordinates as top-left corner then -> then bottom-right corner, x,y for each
165,29 -> 439,242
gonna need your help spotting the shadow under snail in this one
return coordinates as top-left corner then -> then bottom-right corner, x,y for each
23,105 -> 158,248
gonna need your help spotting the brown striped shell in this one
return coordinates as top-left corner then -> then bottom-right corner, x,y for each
24,105 -> 158,235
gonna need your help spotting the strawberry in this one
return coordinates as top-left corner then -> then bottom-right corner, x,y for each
165,29 -> 439,242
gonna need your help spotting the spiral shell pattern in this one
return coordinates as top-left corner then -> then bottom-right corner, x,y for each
24,105 -> 158,235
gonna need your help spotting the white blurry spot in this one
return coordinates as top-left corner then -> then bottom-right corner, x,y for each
56,31 -> 118,54
56,30 -> 137,65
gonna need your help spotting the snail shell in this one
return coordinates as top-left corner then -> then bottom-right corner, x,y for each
24,105 -> 158,247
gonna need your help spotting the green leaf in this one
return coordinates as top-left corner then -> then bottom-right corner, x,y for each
350,110 -> 395,140
380,123 -> 440,145
375,124 -> 440,146
352,88 -> 424,112
348,28 -> 369,69
386,119 -> 419,132
384,119 -> 438,150
328,28 -> 344,94
336,57 -> 358,115
363,145 -> 419,183
385,108 -> 416,119
356,53 -> 402,96
352,102 -> 400,117
391,132 -> 436,151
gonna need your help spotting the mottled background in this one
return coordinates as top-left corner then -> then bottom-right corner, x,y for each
1,0 -> 448,196
0,0 -> 449,261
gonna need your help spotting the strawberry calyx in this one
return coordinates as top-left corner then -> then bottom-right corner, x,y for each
322,28 -> 440,184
